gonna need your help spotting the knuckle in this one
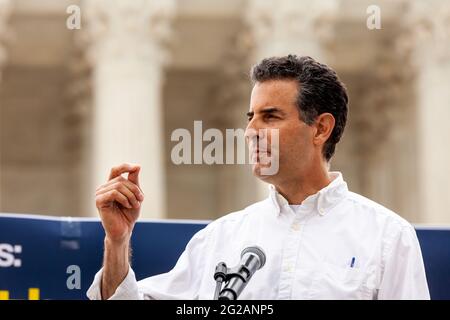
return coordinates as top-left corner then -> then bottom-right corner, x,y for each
95,195 -> 103,207
111,181 -> 121,189
118,163 -> 129,170
129,184 -> 139,193
117,183 -> 128,193
111,190 -> 120,198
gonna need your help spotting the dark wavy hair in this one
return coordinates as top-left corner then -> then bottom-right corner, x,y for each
250,55 -> 348,162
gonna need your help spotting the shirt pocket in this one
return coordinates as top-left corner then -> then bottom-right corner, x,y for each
307,262 -> 374,300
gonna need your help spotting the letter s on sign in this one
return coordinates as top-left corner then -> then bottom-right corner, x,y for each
0,244 -> 15,267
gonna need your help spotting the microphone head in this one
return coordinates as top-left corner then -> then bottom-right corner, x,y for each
241,246 -> 266,269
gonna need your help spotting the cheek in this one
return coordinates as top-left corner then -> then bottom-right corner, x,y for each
280,127 -> 311,158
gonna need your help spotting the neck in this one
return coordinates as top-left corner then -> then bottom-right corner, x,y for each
274,163 -> 332,205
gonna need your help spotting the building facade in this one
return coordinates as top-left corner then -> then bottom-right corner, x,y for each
0,0 -> 449,224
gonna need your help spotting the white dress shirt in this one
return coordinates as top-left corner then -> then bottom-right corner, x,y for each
87,172 -> 430,300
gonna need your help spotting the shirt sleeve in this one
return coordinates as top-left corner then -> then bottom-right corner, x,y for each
135,226 -> 211,300
86,266 -> 143,300
86,226 -> 211,300
378,225 -> 430,300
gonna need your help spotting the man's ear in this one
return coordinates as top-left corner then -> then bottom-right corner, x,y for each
312,113 -> 335,147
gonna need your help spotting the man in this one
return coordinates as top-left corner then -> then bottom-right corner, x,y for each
87,55 -> 430,300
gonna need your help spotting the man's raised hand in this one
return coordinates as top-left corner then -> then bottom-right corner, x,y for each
95,163 -> 144,244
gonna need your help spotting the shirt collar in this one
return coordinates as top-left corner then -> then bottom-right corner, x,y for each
268,171 -> 348,216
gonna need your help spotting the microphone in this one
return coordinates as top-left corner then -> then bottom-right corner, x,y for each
217,246 -> 266,300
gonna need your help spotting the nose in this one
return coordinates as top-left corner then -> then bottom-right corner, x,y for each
245,118 -> 260,142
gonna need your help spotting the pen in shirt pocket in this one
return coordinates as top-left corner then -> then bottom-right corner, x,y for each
350,257 -> 356,268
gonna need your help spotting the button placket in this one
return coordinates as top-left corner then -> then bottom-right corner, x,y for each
277,214 -> 305,299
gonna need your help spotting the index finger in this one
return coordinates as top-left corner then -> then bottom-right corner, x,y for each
108,163 -> 141,181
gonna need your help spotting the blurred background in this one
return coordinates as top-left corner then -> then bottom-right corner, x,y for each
0,0 -> 449,224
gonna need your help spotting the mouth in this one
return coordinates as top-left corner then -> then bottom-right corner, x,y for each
251,149 -> 271,163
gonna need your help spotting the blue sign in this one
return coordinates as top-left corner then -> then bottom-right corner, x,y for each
0,214 -> 449,300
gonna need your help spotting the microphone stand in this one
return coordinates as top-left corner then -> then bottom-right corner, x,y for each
213,262 -> 227,300
213,261 -> 251,300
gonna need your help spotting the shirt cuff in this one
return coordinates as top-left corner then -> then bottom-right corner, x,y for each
86,266 -> 142,300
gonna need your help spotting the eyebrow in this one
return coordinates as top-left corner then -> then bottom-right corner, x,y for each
246,107 -> 285,118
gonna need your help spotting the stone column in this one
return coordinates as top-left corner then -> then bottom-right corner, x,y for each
65,50 -> 92,216
400,0 -> 450,224
349,57 -> 419,222
0,0 -> 11,83
245,0 -> 338,62
81,0 -> 176,218
244,0 -> 338,200
210,32 -> 263,215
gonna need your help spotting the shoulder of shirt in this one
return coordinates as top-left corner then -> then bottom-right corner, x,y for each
345,191 -> 414,231
201,198 -> 269,233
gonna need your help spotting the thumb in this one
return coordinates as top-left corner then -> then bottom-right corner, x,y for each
128,166 -> 141,186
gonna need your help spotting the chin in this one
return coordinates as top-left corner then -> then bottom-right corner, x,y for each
252,164 -> 276,183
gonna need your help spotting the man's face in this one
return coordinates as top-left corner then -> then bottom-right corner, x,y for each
245,79 -> 315,184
